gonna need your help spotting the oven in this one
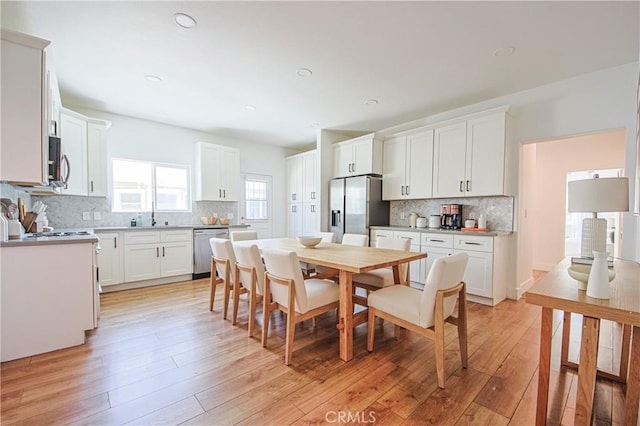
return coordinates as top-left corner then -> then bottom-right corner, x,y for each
193,228 -> 229,279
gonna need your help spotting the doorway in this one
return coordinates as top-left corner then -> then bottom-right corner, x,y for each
240,173 -> 274,239
564,169 -> 624,259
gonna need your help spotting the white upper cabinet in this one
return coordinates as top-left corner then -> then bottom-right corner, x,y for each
0,30 -> 51,185
382,128 -> 434,200
286,155 -> 303,203
59,108 -> 109,197
433,110 -> 508,198
333,134 -> 383,178
87,122 -> 108,197
194,142 -> 241,201
60,112 -> 88,196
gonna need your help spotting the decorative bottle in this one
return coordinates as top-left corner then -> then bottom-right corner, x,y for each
586,251 -> 610,299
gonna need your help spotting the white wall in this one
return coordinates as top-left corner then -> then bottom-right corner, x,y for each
71,107 -> 290,237
532,130 -> 626,271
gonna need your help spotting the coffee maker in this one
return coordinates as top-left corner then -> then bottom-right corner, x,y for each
440,204 -> 463,230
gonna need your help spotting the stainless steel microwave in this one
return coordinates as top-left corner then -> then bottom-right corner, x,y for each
47,136 -> 69,188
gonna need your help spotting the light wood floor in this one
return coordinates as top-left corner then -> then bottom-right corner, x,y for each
1,274 -> 629,425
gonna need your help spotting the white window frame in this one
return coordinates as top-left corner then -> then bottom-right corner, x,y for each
111,158 -> 191,213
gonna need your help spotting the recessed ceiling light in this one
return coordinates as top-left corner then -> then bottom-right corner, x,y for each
245,105 -> 257,111
145,74 -> 162,83
364,99 -> 379,106
174,13 -> 197,29
296,68 -> 313,77
493,46 -> 516,57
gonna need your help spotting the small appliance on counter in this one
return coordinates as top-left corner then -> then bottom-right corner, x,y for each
416,217 -> 427,228
440,204 -> 463,230
428,215 -> 441,229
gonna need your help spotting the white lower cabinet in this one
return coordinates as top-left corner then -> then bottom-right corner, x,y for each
371,228 -> 508,306
123,229 -> 193,283
96,231 -> 124,286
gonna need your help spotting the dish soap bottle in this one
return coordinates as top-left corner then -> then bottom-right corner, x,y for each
136,212 -> 143,227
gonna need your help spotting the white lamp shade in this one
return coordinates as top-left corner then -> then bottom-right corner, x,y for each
568,177 -> 629,213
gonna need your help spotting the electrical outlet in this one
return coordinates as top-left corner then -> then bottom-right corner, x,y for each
93,212 -> 101,220
82,212 -> 91,221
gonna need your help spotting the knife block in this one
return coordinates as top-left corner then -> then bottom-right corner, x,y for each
21,212 -> 38,233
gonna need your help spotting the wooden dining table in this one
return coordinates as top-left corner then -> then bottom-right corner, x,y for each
233,237 -> 427,362
525,257 -> 640,425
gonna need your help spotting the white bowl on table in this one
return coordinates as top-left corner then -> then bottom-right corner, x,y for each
296,236 -> 322,248
567,264 -> 616,290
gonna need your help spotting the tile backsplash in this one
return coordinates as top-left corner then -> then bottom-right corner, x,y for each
390,196 -> 514,231
30,194 -> 239,229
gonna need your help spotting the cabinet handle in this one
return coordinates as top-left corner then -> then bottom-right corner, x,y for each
406,185 -> 410,195
114,237 -> 117,248
292,205 -> 296,213
352,163 -> 356,173
90,181 -> 94,193
156,247 -> 159,257
223,189 -> 226,198
162,247 -> 165,257
292,193 -> 296,201
431,239 -> 445,243
219,189 -> 222,198
464,242 -> 482,246
459,181 -> 464,192
311,205 -> 315,213
466,180 -> 470,192
62,154 -> 71,189
401,186 -> 405,195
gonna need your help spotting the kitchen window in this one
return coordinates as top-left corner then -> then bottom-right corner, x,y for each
112,158 -> 190,212
244,177 -> 268,220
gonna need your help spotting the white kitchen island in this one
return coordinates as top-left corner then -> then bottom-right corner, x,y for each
0,235 -> 98,361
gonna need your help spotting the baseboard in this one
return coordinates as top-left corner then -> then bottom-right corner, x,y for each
101,274 -> 194,293
510,276 -> 535,300
532,262 -> 555,272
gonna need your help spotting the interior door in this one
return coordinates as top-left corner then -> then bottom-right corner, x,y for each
241,173 -> 273,238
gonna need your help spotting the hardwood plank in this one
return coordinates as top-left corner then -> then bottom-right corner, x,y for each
122,396 -> 204,425
404,367 -> 491,424
575,316 -> 600,424
455,401 -> 509,425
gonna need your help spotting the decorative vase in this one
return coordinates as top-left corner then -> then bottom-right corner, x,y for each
586,251 -> 610,299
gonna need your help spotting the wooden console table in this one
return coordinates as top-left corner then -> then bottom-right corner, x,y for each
525,257 -> 640,425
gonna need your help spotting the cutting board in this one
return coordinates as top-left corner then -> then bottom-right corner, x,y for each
461,227 -> 488,232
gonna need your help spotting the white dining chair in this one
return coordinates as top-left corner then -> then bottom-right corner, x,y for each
261,247 -> 340,365
367,252 -> 469,388
234,243 -> 266,337
318,232 -> 337,243
209,238 -> 246,323
341,233 -> 369,247
352,236 -> 411,292
230,230 -> 258,242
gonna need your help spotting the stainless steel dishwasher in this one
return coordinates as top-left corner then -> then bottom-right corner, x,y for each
193,228 -> 229,279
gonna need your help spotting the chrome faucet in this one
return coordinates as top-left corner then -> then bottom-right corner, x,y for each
151,202 -> 157,227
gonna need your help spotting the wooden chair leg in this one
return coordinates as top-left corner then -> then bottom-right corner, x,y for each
262,304 -> 270,348
248,291 -> 257,337
209,258 -> 216,311
284,309 -> 296,366
458,288 -> 468,369
232,281 -> 241,326
434,295 -> 446,389
223,279 -> 231,320
367,308 -> 376,352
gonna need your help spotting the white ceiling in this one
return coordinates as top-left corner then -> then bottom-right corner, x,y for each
1,1 -> 638,148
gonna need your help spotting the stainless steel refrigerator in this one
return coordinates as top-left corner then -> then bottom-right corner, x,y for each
329,175 -> 389,243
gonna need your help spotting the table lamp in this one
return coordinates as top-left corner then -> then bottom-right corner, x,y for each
568,175 -> 629,259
